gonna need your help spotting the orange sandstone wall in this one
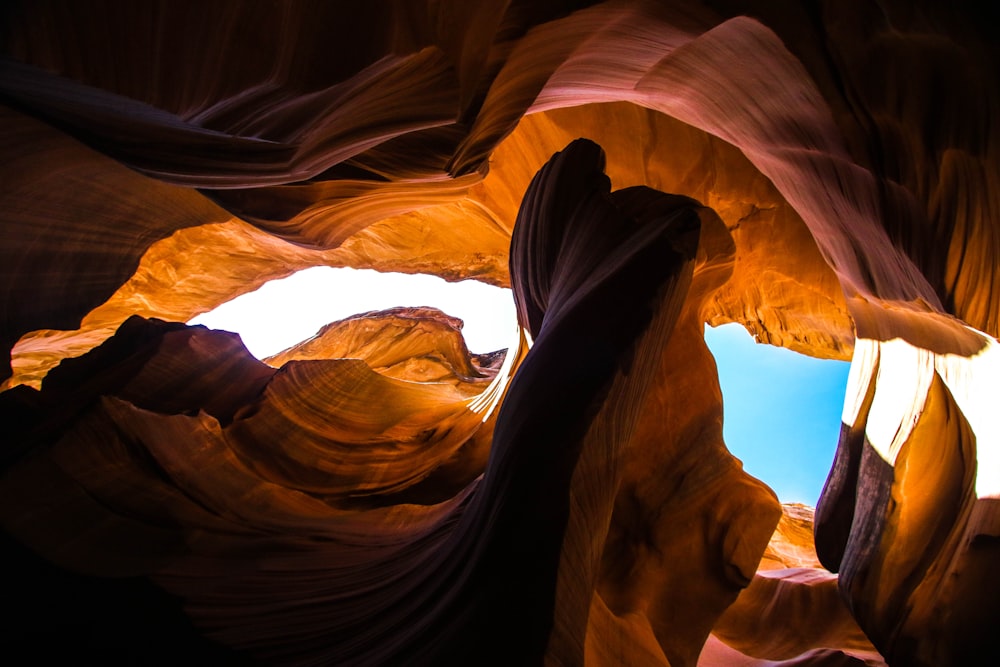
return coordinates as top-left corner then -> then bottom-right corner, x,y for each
0,2 -> 996,665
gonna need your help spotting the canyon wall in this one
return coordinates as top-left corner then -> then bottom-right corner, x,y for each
1,2 -> 996,665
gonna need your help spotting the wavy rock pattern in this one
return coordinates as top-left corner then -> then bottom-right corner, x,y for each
709,505 -> 884,666
1,1 -> 997,665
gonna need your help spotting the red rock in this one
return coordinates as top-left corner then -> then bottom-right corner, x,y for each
0,2 -> 996,665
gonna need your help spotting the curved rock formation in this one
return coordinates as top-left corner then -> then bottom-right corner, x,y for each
1,138 -> 701,664
709,504 -> 884,666
1,1 -> 997,665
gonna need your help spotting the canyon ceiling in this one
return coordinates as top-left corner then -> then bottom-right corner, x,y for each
0,1 -> 997,666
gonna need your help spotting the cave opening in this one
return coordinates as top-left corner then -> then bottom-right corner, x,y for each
189,264 -> 848,509
187,266 -> 518,361
704,323 -> 850,508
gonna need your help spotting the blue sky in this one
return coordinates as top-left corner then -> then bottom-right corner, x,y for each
704,323 -> 849,507
191,268 -> 848,507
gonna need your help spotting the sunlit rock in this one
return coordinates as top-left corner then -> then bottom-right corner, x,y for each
0,1 -> 996,665
709,504 -> 884,666
264,306 -> 499,389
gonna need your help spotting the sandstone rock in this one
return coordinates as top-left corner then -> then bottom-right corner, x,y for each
710,505 -> 884,666
0,2 -> 996,665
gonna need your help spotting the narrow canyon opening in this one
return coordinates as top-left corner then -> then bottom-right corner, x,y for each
2,3 -> 994,664
189,267 -> 848,510
705,324 -> 850,508
187,266 -> 518,360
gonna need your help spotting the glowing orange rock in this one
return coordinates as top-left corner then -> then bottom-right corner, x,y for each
0,1 -> 996,664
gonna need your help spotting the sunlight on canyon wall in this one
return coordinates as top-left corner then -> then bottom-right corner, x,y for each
1,2 -> 997,665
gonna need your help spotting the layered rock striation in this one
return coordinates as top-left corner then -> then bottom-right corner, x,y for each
1,2 -> 997,665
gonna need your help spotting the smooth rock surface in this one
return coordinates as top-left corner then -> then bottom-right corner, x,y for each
1,2 -> 996,665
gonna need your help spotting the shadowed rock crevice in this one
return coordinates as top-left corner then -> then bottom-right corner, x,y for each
1,2 -> 997,665
1,139 -> 709,665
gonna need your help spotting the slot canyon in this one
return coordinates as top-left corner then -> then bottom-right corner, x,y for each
0,2 -> 996,665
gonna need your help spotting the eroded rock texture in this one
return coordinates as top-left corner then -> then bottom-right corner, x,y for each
0,2 -> 997,665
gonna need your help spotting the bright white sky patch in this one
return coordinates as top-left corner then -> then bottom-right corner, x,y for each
189,267 -> 517,359
191,276 -> 848,507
